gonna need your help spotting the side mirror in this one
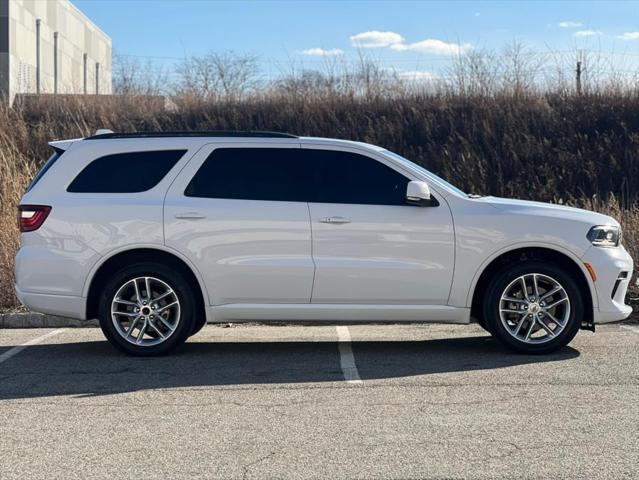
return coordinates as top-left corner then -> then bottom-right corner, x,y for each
406,181 -> 436,206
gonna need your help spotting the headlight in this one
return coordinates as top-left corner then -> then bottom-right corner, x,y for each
587,225 -> 621,247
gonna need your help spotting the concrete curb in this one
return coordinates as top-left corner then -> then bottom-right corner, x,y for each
0,312 -> 98,328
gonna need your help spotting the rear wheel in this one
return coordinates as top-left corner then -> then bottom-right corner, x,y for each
98,263 -> 195,356
484,261 -> 583,354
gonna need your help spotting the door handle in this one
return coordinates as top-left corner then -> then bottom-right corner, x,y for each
319,216 -> 351,224
174,212 -> 206,219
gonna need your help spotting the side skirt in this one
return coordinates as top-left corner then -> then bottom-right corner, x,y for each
209,304 -> 471,324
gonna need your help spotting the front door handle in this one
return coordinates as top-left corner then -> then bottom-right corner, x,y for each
319,216 -> 351,224
174,212 -> 206,219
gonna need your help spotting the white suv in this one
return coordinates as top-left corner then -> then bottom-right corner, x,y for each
15,131 -> 633,356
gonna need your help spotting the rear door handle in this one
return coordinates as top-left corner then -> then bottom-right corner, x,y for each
319,216 -> 351,224
174,212 -> 206,219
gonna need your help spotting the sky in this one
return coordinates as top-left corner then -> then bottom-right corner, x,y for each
72,0 -> 639,81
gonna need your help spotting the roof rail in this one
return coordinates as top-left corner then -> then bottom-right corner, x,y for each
84,130 -> 298,140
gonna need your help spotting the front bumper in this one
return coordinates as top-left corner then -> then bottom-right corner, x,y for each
582,245 -> 634,324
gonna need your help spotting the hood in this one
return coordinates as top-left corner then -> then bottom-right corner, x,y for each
480,196 -> 619,227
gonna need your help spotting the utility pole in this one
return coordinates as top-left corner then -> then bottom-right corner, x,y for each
576,61 -> 582,95
95,62 -> 100,94
53,32 -> 58,94
83,53 -> 87,95
35,19 -> 41,94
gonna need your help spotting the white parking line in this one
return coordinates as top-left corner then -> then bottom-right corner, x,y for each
620,325 -> 639,334
336,326 -> 363,385
0,329 -> 67,365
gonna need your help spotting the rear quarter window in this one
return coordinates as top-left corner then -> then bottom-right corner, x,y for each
67,150 -> 186,193
27,151 -> 61,193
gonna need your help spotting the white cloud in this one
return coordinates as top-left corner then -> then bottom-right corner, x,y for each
559,21 -> 582,28
301,48 -> 344,57
574,29 -> 603,37
391,39 -> 472,56
350,31 -> 404,48
618,31 -> 639,41
397,71 -> 439,82
349,30 -> 471,56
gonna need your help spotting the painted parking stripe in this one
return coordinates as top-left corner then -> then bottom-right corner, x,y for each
336,326 -> 363,385
0,329 -> 67,365
620,325 -> 639,334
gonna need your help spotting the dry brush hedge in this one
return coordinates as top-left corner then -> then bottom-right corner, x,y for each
11,92 -> 639,204
0,92 -> 638,309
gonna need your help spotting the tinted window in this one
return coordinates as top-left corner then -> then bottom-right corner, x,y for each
307,150 -> 409,205
185,147 -> 410,205
67,150 -> 186,193
185,148 -> 308,202
27,151 -> 61,193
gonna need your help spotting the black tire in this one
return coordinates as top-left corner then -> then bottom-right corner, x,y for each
483,261 -> 583,354
474,315 -> 491,334
98,262 -> 196,356
189,315 -> 208,337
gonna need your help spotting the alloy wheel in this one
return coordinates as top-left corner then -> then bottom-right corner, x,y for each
110,276 -> 181,346
499,273 -> 571,344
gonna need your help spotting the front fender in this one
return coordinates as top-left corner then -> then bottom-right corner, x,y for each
457,241 -> 597,309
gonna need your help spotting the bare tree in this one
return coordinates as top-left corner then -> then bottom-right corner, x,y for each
175,51 -> 259,100
112,54 -> 168,96
352,49 -> 402,98
449,48 -> 500,97
273,70 -> 339,97
270,48 -> 406,99
500,41 -> 543,96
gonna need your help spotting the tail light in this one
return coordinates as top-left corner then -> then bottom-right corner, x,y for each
18,205 -> 51,232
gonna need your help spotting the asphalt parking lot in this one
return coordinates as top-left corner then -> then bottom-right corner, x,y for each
1,322 -> 638,479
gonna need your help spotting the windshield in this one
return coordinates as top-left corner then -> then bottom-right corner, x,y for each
383,150 -> 467,197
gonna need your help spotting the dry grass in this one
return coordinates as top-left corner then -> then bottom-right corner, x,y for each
0,91 -> 637,309
0,142 -> 35,309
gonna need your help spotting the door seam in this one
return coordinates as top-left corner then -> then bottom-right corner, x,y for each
161,143 -> 209,245
307,202 -> 317,304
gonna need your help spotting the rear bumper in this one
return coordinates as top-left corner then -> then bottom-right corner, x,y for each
582,245 -> 634,324
15,285 -> 86,320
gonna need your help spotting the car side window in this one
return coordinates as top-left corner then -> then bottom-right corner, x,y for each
185,148 -> 309,202
67,150 -> 186,193
305,149 -> 410,206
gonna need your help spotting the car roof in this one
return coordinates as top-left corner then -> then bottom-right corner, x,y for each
84,131 -> 298,140
50,131 -> 385,154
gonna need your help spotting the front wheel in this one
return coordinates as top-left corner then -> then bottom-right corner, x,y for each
484,261 -> 584,354
98,263 -> 196,356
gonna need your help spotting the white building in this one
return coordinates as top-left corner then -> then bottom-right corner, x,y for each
0,0 -> 112,103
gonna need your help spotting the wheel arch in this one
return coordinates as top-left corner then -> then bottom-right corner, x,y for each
468,245 -> 595,330
84,246 -> 210,324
